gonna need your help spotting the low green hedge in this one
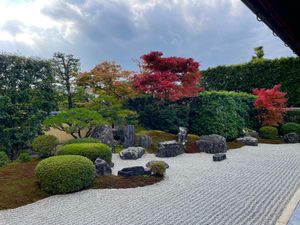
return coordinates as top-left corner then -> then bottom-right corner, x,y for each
0,151 -> 9,167
281,122 -> 300,135
32,135 -> 59,158
35,155 -> 96,194
259,126 -> 278,139
17,152 -> 31,163
63,138 -> 101,145
56,143 -> 112,164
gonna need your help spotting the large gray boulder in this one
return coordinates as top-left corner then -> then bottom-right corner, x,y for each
90,125 -> 117,149
94,157 -> 112,176
237,136 -> 258,146
196,134 -> 227,154
124,125 -> 136,148
140,135 -> 152,148
283,132 -> 300,143
156,140 -> 184,158
120,147 -> 145,160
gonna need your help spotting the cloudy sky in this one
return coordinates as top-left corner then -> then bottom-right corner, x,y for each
0,0 -> 296,71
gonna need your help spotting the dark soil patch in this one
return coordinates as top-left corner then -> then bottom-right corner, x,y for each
0,160 -> 163,210
258,137 -> 285,144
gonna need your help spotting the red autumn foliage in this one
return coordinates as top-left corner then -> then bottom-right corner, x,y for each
133,51 -> 204,102
252,84 -> 288,126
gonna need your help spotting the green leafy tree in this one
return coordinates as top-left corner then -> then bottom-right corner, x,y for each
86,95 -> 138,127
43,108 -> 106,138
0,54 -> 57,159
252,46 -> 265,61
52,52 -> 80,109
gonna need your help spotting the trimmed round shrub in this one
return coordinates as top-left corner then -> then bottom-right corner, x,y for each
150,161 -> 167,177
281,122 -> 300,135
259,126 -> 278,139
32,135 -> 59,158
63,138 -> 101,145
35,155 -> 96,194
17,152 -> 31,163
56,143 -> 112,164
0,151 -> 9,167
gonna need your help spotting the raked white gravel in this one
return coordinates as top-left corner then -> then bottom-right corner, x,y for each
1,144 -> 300,225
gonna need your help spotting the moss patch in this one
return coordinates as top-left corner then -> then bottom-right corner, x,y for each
258,137 -> 284,144
0,160 -> 162,210
136,130 -> 201,153
227,141 -> 245,149
92,175 -> 162,189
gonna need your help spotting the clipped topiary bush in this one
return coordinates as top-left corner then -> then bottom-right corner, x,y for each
35,155 -> 96,194
17,152 -> 32,163
281,122 -> 300,135
56,143 -> 112,164
189,91 -> 256,140
32,135 -> 59,158
259,126 -> 278,139
0,151 -> 9,167
150,161 -> 167,177
63,138 -> 101,145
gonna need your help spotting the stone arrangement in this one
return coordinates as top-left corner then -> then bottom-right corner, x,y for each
243,129 -> 259,138
119,147 -> 145,160
196,134 -> 227,154
283,132 -> 300,143
156,140 -> 184,157
237,136 -> 258,146
213,153 -> 227,161
139,135 -> 152,148
94,157 -> 112,176
90,125 -> 117,149
146,160 -> 169,169
123,125 -> 136,148
118,166 -> 151,177
178,127 -> 188,146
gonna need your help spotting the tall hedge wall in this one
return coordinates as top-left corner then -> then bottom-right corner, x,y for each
201,57 -> 300,106
0,54 -> 57,158
127,91 -> 256,140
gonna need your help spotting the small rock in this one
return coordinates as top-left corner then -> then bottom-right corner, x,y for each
118,166 -> 151,177
120,147 -> 145,160
156,140 -> 184,157
236,136 -> 258,146
283,132 -> 300,143
178,127 -> 188,146
140,135 -> 152,148
196,134 -> 227,154
146,160 -> 169,169
94,157 -> 112,176
213,153 -> 226,161
243,129 -> 259,138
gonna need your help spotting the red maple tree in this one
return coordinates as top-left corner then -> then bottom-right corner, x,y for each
252,84 -> 288,126
133,51 -> 203,102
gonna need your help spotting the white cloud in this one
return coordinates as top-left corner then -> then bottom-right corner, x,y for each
0,0 -> 296,71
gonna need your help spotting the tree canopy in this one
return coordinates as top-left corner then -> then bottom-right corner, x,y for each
133,51 -> 204,102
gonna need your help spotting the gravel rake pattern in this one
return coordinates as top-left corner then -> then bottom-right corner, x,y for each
1,144 -> 300,225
